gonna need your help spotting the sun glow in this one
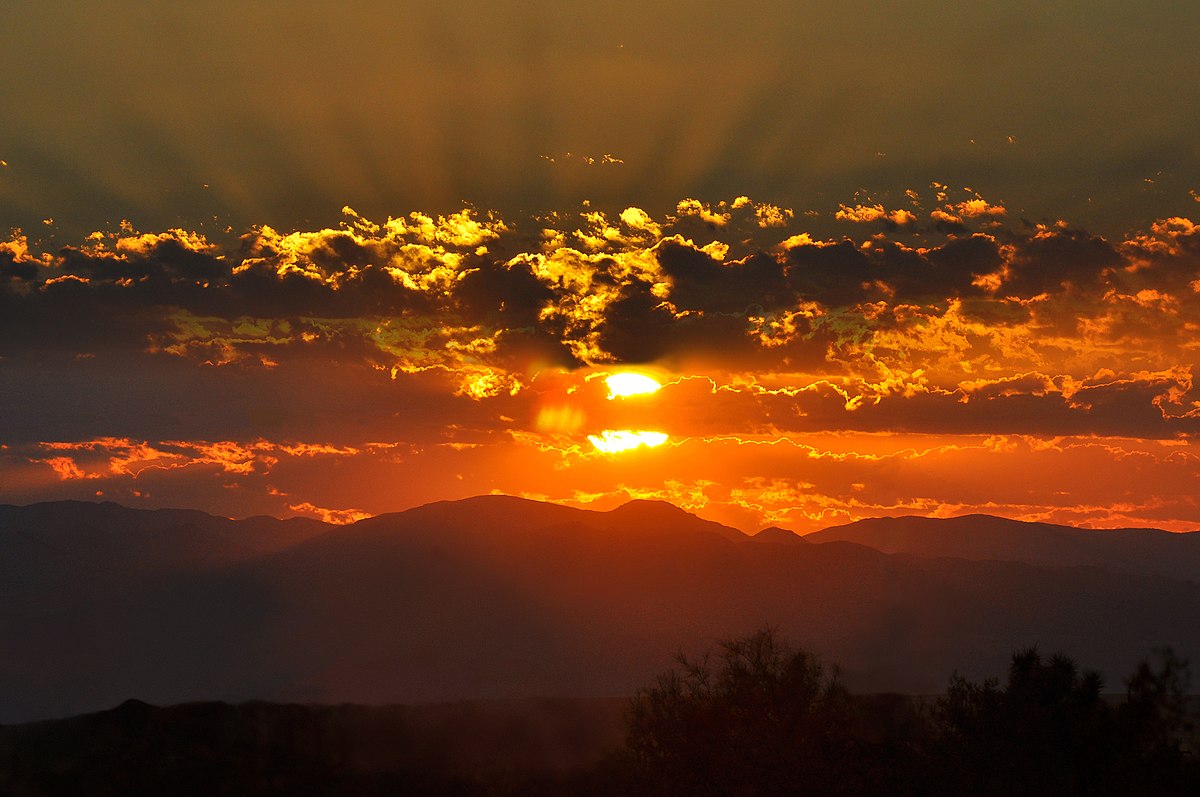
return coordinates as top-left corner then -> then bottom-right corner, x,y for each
587,430 -> 669,453
604,372 -> 662,399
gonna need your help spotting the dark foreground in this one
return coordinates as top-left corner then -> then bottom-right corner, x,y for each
3,634 -> 1198,797
0,697 -> 626,796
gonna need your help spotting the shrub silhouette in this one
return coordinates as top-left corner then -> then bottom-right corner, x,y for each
2,634 -> 1196,796
1113,646 -> 1197,795
933,648 -> 1112,796
933,646 -> 1200,797
622,634 -> 1199,797
1123,646 -> 1193,750
623,627 -> 922,797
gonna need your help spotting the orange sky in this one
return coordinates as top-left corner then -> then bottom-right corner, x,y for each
3,199 -> 1199,533
3,4 -> 1200,532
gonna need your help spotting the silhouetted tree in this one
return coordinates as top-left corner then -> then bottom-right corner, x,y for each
933,647 -> 1113,796
623,627 -> 924,797
1123,647 -> 1192,750
5,639 -> 1195,796
931,645 -> 1200,797
1110,646 -> 1199,795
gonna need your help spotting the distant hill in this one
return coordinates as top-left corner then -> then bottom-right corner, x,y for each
3,497 -> 1199,723
804,514 -> 1200,581
0,500 -> 329,573
0,696 -> 627,795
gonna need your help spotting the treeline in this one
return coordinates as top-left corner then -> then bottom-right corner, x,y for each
616,629 -> 1198,797
1,631 -> 1196,796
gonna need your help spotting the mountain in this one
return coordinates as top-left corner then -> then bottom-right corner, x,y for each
3,497 -> 1199,723
804,514 -> 1200,581
0,500 -> 329,573
751,526 -> 808,545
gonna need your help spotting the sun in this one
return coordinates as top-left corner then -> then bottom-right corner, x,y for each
605,372 -> 662,399
589,373 -> 668,452
587,430 -> 669,454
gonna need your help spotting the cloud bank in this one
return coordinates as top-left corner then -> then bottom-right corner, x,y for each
3,196 -> 1199,531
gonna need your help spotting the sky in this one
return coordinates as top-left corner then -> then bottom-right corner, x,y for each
3,2 -> 1200,532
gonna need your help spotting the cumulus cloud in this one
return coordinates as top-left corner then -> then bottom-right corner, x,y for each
835,203 -> 918,227
4,203 -> 1200,393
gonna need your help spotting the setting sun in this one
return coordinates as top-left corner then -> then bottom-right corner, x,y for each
604,373 -> 663,400
587,429 -> 669,453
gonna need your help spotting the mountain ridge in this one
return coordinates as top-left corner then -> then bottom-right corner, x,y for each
9,497 -> 1198,540
804,512 -> 1200,581
4,496 -> 1199,723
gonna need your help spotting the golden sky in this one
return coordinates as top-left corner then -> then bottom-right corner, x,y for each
3,200 -> 1199,532
2,3 -> 1199,532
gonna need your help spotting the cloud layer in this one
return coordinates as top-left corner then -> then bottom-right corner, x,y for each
3,197 -> 1200,531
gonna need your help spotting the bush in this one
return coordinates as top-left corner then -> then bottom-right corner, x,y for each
623,628 -> 922,797
623,633 -> 1199,797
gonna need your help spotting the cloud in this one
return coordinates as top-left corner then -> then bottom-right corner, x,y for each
952,198 -> 1006,218
835,203 -> 918,227
996,225 -> 1125,297
4,206 -> 1199,387
4,204 -> 1200,531
286,501 -> 372,525
674,198 -> 731,227
501,432 -> 1200,534
658,238 -> 792,314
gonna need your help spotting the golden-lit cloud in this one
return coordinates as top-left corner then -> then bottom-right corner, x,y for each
286,501 -> 373,525
731,196 -> 795,228
951,198 -> 1006,218
835,204 -> 917,226
43,456 -> 91,481
674,198 -> 731,227
5,201 -> 1200,534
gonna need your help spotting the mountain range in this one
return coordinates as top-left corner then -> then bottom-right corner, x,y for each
3,497 -> 1198,723
805,513 -> 1200,581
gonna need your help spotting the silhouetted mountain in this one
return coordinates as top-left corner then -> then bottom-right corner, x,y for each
751,526 -> 808,545
0,500 -> 329,574
3,497 -> 1199,723
804,513 -> 1200,581
604,499 -> 750,542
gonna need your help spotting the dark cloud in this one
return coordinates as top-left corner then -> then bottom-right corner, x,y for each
0,250 -> 38,282
658,240 -> 793,314
595,284 -> 676,363
2,206 -> 1200,444
636,373 -> 1200,440
785,240 -> 885,305
455,257 -> 557,329
1001,228 -> 1124,297
922,235 -> 1003,293
0,278 -> 177,357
